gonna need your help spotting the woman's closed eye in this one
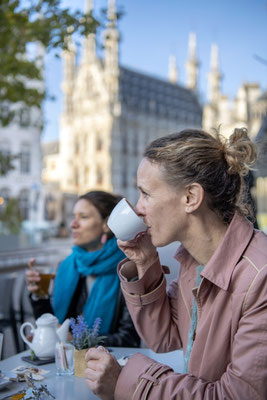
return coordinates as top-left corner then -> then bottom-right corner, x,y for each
142,191 -> 150,199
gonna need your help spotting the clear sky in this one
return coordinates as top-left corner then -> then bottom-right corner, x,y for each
42,0 -> 267,143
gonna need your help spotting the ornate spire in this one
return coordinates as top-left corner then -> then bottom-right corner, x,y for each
62,37 -> 76,81
185,32 -> 199,91
103,0 -> 119,80
61,38 -> 76,113
210,43 -> 219,71
84,0 -> 93,13
107,0 -> 116,25
168,55 -> 178,84
188,32 -> 197,60
82,0 -> 96,63
207,43 -> 222,103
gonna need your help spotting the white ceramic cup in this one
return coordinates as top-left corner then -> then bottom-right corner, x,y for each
107,198 -> 147,241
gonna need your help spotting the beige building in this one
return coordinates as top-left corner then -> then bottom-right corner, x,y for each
202,44 -> 267,230
203,44 -> 266,140
43,1 -> 202,224
43,1 -> 267,228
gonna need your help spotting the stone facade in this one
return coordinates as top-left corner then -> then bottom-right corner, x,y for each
202,43 -> 267,230
0,43 -> 45,230
255,114 -> 267,225
46,0 -> 202,223
203,44 -> 266,140
0,105 -> 44,225
43,1 -> 267,228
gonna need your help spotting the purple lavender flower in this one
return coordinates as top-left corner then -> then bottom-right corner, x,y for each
69,315 -> 106,350
91,317 -> 102,338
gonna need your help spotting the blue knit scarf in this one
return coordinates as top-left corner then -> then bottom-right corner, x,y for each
52,237 -> 125,334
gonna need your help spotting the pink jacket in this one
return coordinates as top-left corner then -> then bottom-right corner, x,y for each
115,213 -> 267,399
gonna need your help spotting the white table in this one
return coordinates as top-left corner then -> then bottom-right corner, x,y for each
0,347 -> 184,399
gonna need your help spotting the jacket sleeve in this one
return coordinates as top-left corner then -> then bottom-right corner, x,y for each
102,290 -> 141,348
118,257 -> 183,353
116,260 -> 267,399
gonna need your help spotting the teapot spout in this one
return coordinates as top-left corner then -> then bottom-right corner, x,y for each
57,318 -> 70,342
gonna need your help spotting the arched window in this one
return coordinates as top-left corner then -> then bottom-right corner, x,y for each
20,143 -> 31,174
96,167 -> 103,185
96,135 -> 103,151
0,140 -> 11,158
19,189 -> 30,220
19,108 -> 30,127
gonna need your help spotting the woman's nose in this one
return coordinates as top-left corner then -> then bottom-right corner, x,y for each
70,219 -> 78,228
135,197 -> 144,216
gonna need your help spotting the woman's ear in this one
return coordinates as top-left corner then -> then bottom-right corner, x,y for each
184,183 -> 204,213
102,218 -> 110,233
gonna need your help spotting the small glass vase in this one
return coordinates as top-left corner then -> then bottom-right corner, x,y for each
74,348 -> 88,377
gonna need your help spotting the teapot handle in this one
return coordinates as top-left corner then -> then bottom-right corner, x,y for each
20,322 -> 34,348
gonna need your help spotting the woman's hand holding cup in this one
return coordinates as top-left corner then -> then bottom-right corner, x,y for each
107,198 -> 158,278
117,234 -> 158,278
26,258 -> 41,294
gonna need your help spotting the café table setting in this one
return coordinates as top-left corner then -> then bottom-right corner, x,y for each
0,346 -> 184,400
0,309 -> 184,399
0,199 -> 185,399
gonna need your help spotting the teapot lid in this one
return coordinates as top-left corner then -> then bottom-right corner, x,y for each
36,313 -> 58,326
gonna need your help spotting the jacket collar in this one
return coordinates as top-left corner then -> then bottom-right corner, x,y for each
175,213 -> 254,291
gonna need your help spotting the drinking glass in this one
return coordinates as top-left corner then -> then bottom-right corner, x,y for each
35,265 -> 55,299
55,342 -> 74,376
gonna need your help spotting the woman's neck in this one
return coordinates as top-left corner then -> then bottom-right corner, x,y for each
79,236 -> 103,252
182,211 -> 228,266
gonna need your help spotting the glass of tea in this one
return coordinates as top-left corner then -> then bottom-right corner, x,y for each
34,265 -> 55,299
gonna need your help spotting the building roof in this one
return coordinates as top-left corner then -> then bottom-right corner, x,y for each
118,66 -> 202,123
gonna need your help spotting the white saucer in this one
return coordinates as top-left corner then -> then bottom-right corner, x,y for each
0,376 -> 11,390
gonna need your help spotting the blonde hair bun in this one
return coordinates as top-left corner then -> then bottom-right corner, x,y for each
223,128 -> 257,176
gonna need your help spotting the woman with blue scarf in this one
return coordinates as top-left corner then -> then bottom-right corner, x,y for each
26,191 -> 140,348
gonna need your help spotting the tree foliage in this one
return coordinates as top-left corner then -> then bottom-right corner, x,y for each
0,197 -> 23,234
0,152 -> 18,176
0,0 -> 101,176
0,0 -> 100,126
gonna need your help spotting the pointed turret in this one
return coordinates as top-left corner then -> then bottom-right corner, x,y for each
85,0 -> 93,13
62,38 -> 76,83
82,0 -> 96,63
103,0 -> 120,96
207,44 -> 222,103
104,0 -> 119,73
185,32 -> 199,91
168,55 -> 178,84
61,38 -> 76,113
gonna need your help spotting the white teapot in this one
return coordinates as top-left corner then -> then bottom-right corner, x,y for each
20,313 -> 70,359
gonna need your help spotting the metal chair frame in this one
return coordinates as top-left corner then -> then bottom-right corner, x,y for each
0,273 -> 21,354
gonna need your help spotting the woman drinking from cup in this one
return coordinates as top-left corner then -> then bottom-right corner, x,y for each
26,191 -> 140,348
84,128 -> 267,399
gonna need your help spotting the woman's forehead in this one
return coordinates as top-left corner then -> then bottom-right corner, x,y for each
74,199 -> 95,212
137,159 -> 166,188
